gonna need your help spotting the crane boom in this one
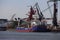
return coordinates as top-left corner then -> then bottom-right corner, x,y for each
34,3 -> 44,21
11,14 -> 16,21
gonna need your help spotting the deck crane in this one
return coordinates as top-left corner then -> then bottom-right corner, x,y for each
27,2 -> 54,21
48,0 -> 60,27
27,6 -> 35,21
33,3 -> 55,20
33,3 -> 44,21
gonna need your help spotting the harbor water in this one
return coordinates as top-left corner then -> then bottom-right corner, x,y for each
0,31 -> 60,40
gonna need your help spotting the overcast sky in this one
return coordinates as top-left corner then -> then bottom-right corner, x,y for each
0,0 -> 60,21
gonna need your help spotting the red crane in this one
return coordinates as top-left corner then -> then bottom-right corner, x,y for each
27,6 -> 35,21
